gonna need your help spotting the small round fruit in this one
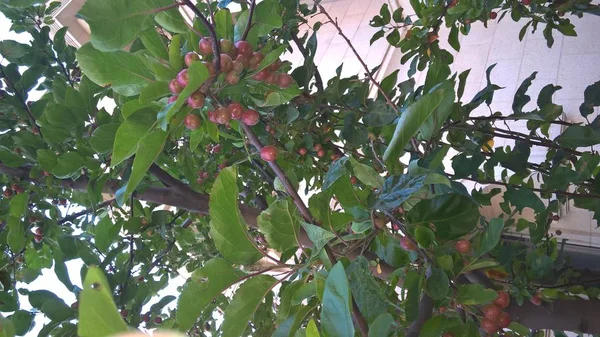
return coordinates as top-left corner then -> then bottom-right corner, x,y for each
522,0 -> 531,5
184,114 -> 201,130
494,291 -> 511,309
496,311 -> 511,329
236,54 -> 251,68
34,234 -> 43,243
59,198 -> 67,206
556,229 -> 562,236
213,144 -> 222,153
215,107 -> 232,125
3,189 -> 13,198
35,227 -> 43,235
455,239 -> 472,254
154,317 -> 162,324
481,318 -> 498,334
219,54 -> 233,72
552,214 -> 560,221
252,69 -> 270,81
277,74 -> 294,88
184,52 -> 200,67
482,304 -> 501,320
229,102 -> 244,119
220,39 -> 233,53
202,171 -> 209,179
242,109 -> 260,126
490,11 -> 498,19
187,91 -> 205,109
199,37 -> 213,56
317,149 -> 326,158
350,176 -> 358,185
265,73 -> 279,85
142,313 -> 150,323
71,301 -> 79,309
218,162 -> 227,170
400,237 -> 417,251
314,143 -> 323,151
207,110 -> 217,123
120,309 -> 128,318
268,59 -> 282,71
235,41 -> 253,58
232,61 -> 244,73
169,79 -> 184,94
249,52 -> 264,68
439,306 -> 447,313
530,293 -> 542,306
298,148 -> 307,156
176,69 -> 190,87
203,61 -> 217,76
226,71 -> 240,85
137,276 -> 144,283
168,95 -> 178,104
260,145 -> 278,162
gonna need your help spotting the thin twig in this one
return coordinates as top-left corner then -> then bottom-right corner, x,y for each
241,0 -> 256,41
57,199 -> 115,224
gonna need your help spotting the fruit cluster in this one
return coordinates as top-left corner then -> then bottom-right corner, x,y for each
479,291 -> 512,333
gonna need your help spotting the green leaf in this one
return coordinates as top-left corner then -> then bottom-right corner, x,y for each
78,0 -> 172,51
139,28 -> 169,59
7,217 -> 25,252
155,5 -> 188,33
94,217 -> 121,253
111,108 -> 156,166
384,87 -> 455,162
363,102 -> 397,127
90,123 -> 119,154
513,72 -> 537,114
425,267 -> 449,300
346,257 -> 388,323
407,194 -> 479,241
10,310 -> 34,336
209,166 -> 263,265
370,232 -> 409,268
463,259 -> 499,272
420,315 -> 447,337
76,43 -> 155,96
168,34 -> 183,71
257,200 -> 300,252
300,222 -> 336,257
455,284 -> 497,305
404,270 -> 421,322
475,218 -> 504,258
0,40 -> 30,62
509,322 -> 531,335
158,61 -> 209,130
9,193 -> 28,218
139,81 -> 170,103
214,9 -> 234,40
0,146 -> 25,168
375,174 -> 426,211
321,262 -> 354,337
348,157 -> 383,189
78,267 -> 127,337
580,81 -> 600,117
457,69 -> 470,101
503,187 -> 545,213
253,45 -> 287,75
53,152 -> 87,179
322,157 -> 349,190
556,125 -> 600,148
222,275 -> 277,337
449,24 -> 460,52
368,313 -> 393,337
177,258 -> 244,331
306,319 -> 320,337
120,129 -> 167,203
415,226 -> 436,248
436,255 -> 454,271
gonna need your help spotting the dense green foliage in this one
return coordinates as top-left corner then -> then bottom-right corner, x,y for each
1,0 -> 600,336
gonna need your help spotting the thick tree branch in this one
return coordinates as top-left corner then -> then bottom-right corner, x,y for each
406,295 -> 434,337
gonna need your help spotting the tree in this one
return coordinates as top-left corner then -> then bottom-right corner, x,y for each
1,0 -> 600,336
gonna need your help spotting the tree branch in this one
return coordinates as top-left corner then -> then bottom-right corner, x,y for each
241,0 -> 256,41
406,295 -> 434,337
57,199 -> 115,224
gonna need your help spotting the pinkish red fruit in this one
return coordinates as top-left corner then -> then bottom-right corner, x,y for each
184,114 -> 201,130
235,41 -> 253,58
176,69 -> 189,87
215,107 -> 232,125
260,145 -> 278,162
228,102 -> 244,119
242,109 -> 260,126
277,74 -> 294,88
199,37 -> 213,56
169,79 -> 184,94
184,52 -> 200,67
187,91 -> 205,109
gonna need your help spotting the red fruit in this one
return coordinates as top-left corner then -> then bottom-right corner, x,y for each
3,189 -> 13,198
154,317 -> 162,324
253,69 -> 270,81
235,41 -> 253,58
482,304 -> 501,320
199,37 -> 213,56
220,39 -> 233,53
35,227 -> 43,235
218,54 -> 233,72
556,229 -> 562,236
168,95 -> 178,104
120,309 -> 128,318
494,291 -> 511,309
206,144 -> 213,152
249,52 -> 264,69
184,114 -> 201,130
442,333 -> 454,337
481,318 -> 498,334
455,239 -> 471,254
213,144 -> 222,153
176,69 -> 189,87
218,162 -> 227,170
187,91 -> 205,109
314,143 -> 323,151
59,199 -> 67,206
215,107 -> 232,125
496,311 -> 511,329
317,149 -> 326,158
137,276 -> 144,282
207,110 -> 217,123
232,61 -> 244,74
552,214 -> 560,221
522,0 -> 531,5
184,52 -> 200,67
196,177 -> 203,184
71,301 -> 79,309
278,74 -> 294,88
203,61 -> 217,76
530,293 -> 542,305
225,71 -> 240,85
260,145 -> 278,162
202,171 -> 209,179
400,237 -> 417,251
236,54 -> 250,68
439,306 -> 447,313
34,234 -> 43,243
168,79 -> 184,94
490,11 -> 498,19
229,102 -> 244,119
268,59 -> 282,71
142,313 -> 150,322
265,73 -> 279,85
42,171 -> 51,177
241,109 -> 260,126
298,148 -> 307,155
350,176 -> 358,185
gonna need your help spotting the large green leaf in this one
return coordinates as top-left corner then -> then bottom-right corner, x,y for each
111,108 -> 157,166
94,217 -> 121,253
221,275 -> 277,337
322,157 -> 349,190
556,125 -> 600,148
346,257 -> 388,323
384,87 -> 454,162
53,152 -> 88,179
177,258 -> 245,331
368,313 -> 394,337
9,193 -> 28,218
455,284 -> 497,305
348,157 -> 384,189
78,0 -> 172,51
76,43 -> 155,96
321,262 -> 354,337
209,166 -> 263,265
375,174 -> 426,211
10,310 -> 34,336
0,40 -> 30,62
90,123 -> 119,155
78,267 -> 127,337
214,8 -> 234,40
7,217 -> 25,252
256,200 -> 300,252
475,218 -> 504,257
300,222 -> 336,257
503,187 -> 545,213
425,267 -> 449,300
407,194 -> 479,241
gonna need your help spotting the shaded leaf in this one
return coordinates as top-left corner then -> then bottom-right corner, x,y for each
321,262 -> 354,337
